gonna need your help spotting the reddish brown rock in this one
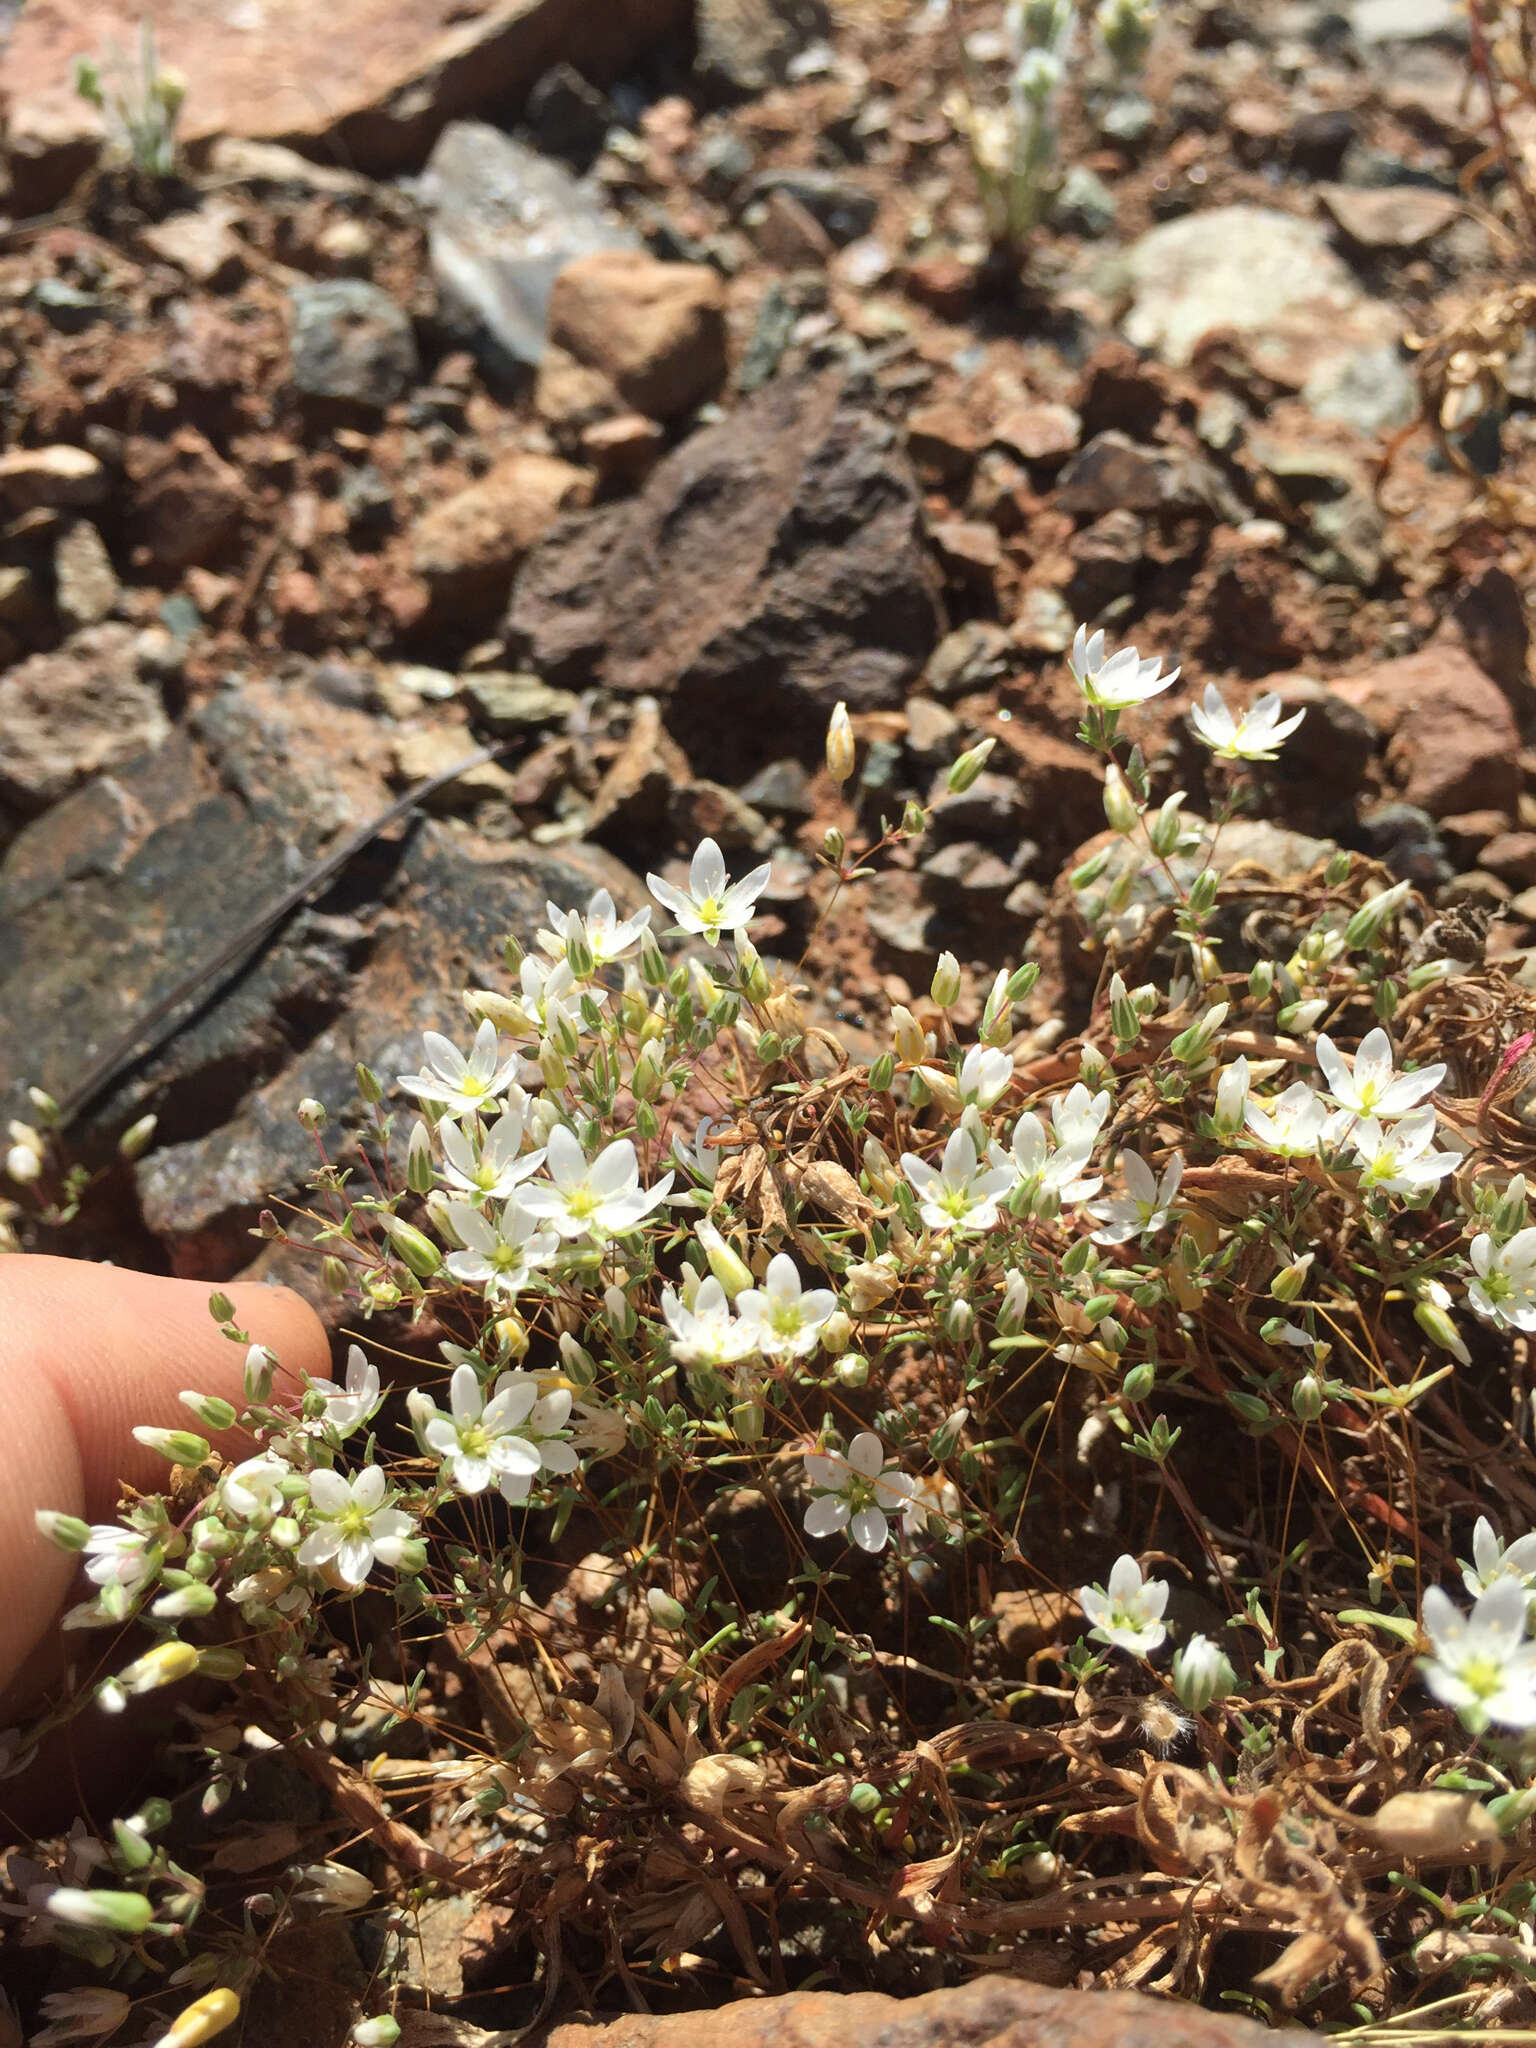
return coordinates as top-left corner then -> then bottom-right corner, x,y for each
543,1979 -> 1308,2048
127,427 -> 246,572
1332,646 -> 1520,819
2,0 -> 691,208
411,451 -> 591,610
544,249 -> 728,422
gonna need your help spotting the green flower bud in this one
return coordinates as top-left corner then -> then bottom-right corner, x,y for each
46,1888 -> 155,1934
1324,850 -> 1353,887
847,1781 -> 882,1815
196,1646 -> 247,1682
1102,762 -> 1140,835
947,736 -> 997,794
35,1509 -> 92,1552
1121,1360 -> 1155,1403
297,1098 -> 327,1133
380,1216 -> 442,1280
1291,1373 -> 1325,1422
1071,847 -> 1114,890
646,1587 -> 688,1631
834,1352 -> 869,1387
179,1391 -> 237,1433
355,1063 -> 383,1104
131,1427 -> 211,1468
931,952 -> 962,1008
1248,960 -> 1275,1002
1171,1633 -> 1236,1713
118,1114 -> 158,1162
207,1291 -> 235,1324
869,1050 -> 896,1092
406,1121 -> 435,1196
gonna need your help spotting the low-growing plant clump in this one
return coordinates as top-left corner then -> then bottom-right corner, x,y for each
12,632 -> 1536,2041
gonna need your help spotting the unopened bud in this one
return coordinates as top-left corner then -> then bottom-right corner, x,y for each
735,933 -> 772,1003
46,1888 -> 156,1934
406,1121 -> 435,1196
869,1050 -> 896,1091
180,1391 -> 237,1433
297,1098 -> 327,1133
1248,960 -> 1275,1002
1171,1634 -> 1236,1713
118,1114 -> 158,1162
826,701 -> 856,784
35,1510 -> 91,1552
1121,1360 -> 1155,1403
132,1427 -> 211,1468
4,1143 -> 40,1184
355,1063 -> 384,1104
1415,1297 -> 1471,1366
890,1005 -> 925,1065
822,826 -> 846,866
1102,762 -> 1139,834
834,1351 -> 869,1387
947,736 -> 996,794
379,1216 -> 442,1280
114,1639 -> 201,1701
151,1989 -> 241,2048
322,1256 -> 350,1297
1271,1252 -> 1313,1304
1148,792 -> 1189,857
352,2022 -> 401,2048
539,1041 -> 569,1093
931,952 -> 962,1008
1291,1374 -> 1325,1422
646,1587 -> 688,1631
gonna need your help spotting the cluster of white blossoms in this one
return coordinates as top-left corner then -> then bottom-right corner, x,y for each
33,604 -> 1536,1924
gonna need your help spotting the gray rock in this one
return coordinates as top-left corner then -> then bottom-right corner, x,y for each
420,121 -> 636,370
697,0 -> 832,97
1120,204 -> 1414,429
506,370 -> 942,780
1053,164 -> 1118,238
0,625 -> 169,815
133,825 -> 639,1271
746,169 -> 877,245
31,279 -> 105,332
53,519 -> 120,629
1351,0 -> 1466,43
462,671 -> 578,735
289,279 -> 418,409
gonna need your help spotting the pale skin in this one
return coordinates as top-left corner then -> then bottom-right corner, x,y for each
0,1256 -> 329,1703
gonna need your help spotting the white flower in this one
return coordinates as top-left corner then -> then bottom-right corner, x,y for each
1243,1080 -> 1329,1158
518,954 -> 603,1035
423,1362 -> 575,1498
1462,1516 -> 1536,1601
220,1455 -> 294,1521
30,1989 -> 131,2047
444,1198 -> 558,1300
958,1043 -> 1013,1110
735,1253 -> 838,1361
1189,682 -> 1306,762
901,1126 -> 1016,1234
1419,1578 -> 1536,1731
520,1125 -> 674,1240
80,1525 -> 156,1595
1004,1112 -> 1100,1204
1068,623 -> 1180,710
397,1019 -> 519,1116
646,837 -> 772,943
803,1432 -> 917,1554
1080,1554 -> 1170,1658
538,888 -> 651,970
1051,1082 -> 1112,1153
1315,1027 -> 1445,1121
1214,1054 -> 1249,1133
296,1466 -> 414,1587
439,1105 -> 545,1202
1468,1228 -> 1536,1333
304,1344 -> 383,1438
292,1860 -> 374,1911
1087,1150 -> 1183,1245
1349,1110 -> 1459,1197
662,1275 -> 754,1368
1170,1633 -> 1236,1712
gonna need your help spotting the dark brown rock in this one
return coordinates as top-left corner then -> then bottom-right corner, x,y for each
127,427 -> 246,572
506,371 -> 943,778
544,1978 -> 1307,2048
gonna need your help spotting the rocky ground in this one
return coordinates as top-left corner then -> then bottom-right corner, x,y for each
0,0 -> 1526,1295
0,0 -> 1530,2030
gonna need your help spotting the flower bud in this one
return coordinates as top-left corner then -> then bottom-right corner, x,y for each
1324,849 -> 1353,887
1248,960 -> 1275,1002
113,1639 -> 201,1703
355,1063 -> 384,1104
1213,1055 -> 1249,1134
180,1390 -> 237,1433
1344,879 -> 1411,951
869,1050 -> 896,1091
379,1216 -> 442,1280
931,952 -> 962,1007
822,825 -> 846,866
1148,791 -> 1189,857
405,1121 -> 435,1196
4,1143 -> 40,1184
646,1587 -> 688,1631
1102,762 -> 1140,835
46,1888 -> 156,1934
132,1427 -> 211,1468
118,1113 -> 158,1161
834,1352 -> 869,1387
1109,973 -> 1140,1048
1171,1634 -> 1236,1713
1121,1360 -> 1155,1403
826,701 -> 856,784
1415,1297 -> 1471,1366
352,2021 -> 401,2048
1169,1002 -> 1229,1066
1271,1252 -> 1313,1303
322,1256 -> 350,1297
539,1041 -> 570,1093
1071,847 -> 1113,891
890,1005 -> 925,1065
943,1299 -> 974,1343
297,1098 -> 327,1133
947,736 -> 996,794
735,933 -> 772,1003
195,1647 -> 247,1682
244,1344 -> 276,1403
998,1268 -> 1031,1334
1291,1374 -> 1326,1422
563,917 -> 596,981
150,1583 -> 218,1621
36,1509 -> 92,1552
1187,867 -> 1219,917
